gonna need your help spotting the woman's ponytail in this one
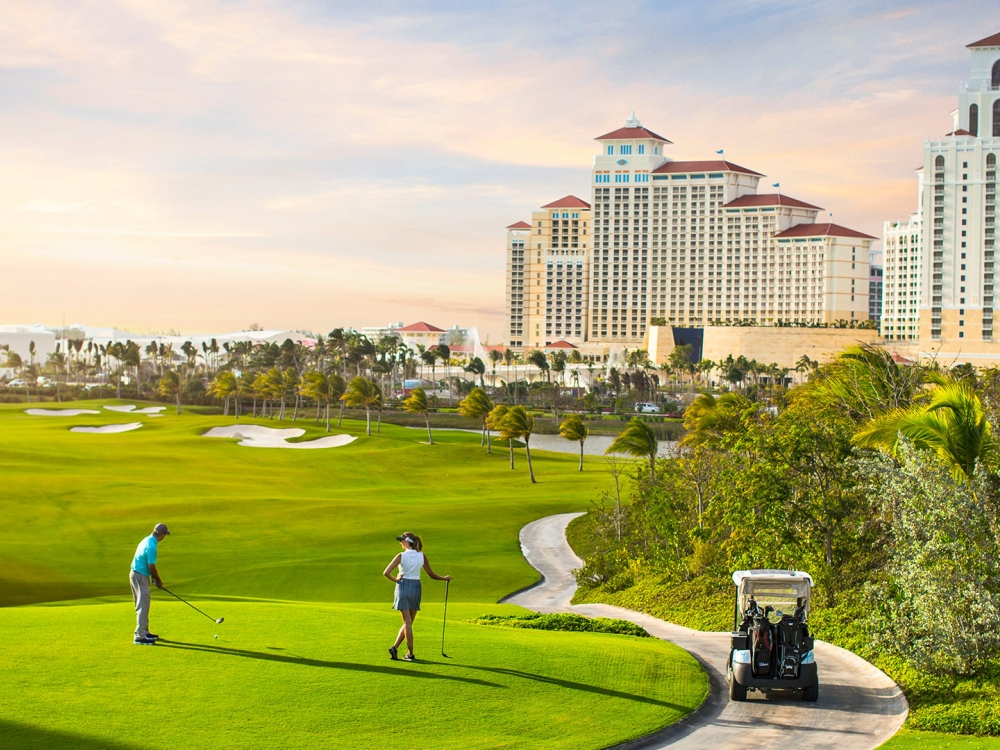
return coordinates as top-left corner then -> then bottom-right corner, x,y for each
401,532 -> 423,552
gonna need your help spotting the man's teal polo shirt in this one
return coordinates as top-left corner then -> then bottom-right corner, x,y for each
131,535 -> 158,576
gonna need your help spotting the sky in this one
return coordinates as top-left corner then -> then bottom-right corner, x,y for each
0,1 -> 995,341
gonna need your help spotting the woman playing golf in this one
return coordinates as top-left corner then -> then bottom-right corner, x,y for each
383,532 -> 450,662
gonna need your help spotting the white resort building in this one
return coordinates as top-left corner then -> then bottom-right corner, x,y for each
883,31 -> 1000,362
505,113 -> 876,352
881,172 -> 924,343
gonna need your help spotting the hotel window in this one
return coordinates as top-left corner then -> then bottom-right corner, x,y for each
638,144 -> 645,155
607,145 -> 614,155
620,145 -> 632,155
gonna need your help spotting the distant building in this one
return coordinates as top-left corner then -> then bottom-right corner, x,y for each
505,197 -> 592,349
395,321 -> 447,352
919,33 -> 999,349
882,31 -> 1000,363
869,258 -> 884,328
504,113 -> 876,354
361,322 -> 403,340
0,325 -> 57,362
882,176 -> 923,342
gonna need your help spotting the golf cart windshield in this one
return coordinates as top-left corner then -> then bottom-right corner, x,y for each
732,569 -> 812,622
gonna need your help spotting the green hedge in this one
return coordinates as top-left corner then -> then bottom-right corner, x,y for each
466,612 -> 650,638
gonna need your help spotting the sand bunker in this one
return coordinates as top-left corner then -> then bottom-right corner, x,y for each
203,425 -> 355,449
105,405 -> 167,414
26,409 -> 101,417
71,422 -> 143,434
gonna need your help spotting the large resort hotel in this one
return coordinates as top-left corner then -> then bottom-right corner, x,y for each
504,113 -> 875,353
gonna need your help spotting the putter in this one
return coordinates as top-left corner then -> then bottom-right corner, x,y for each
161,586 -> 224,624
440,579 -> 451,658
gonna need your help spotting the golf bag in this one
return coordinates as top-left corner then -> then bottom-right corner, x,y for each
774,602 -> 813,679
743,600 -> 775,678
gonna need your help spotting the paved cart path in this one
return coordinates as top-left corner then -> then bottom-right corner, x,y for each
505,513 -> 908,750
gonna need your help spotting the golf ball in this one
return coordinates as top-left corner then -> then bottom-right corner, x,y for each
214,634 -> 219,639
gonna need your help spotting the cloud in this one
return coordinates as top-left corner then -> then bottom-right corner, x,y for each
0,0 -> 995,338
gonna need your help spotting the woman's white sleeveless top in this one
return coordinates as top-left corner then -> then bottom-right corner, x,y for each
400,549 -> 424,580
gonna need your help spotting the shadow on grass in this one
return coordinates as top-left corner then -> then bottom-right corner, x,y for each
426,661 -> 695,711
156,640 -> 503,687
0,719 -> 144,750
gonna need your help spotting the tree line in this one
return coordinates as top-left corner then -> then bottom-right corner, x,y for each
576,344 -> 1000,687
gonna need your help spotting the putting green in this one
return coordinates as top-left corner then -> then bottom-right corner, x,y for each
0,401 -> 708,748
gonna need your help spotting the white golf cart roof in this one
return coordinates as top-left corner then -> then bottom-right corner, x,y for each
732,569 -> 813,619
732,569 -> 813,587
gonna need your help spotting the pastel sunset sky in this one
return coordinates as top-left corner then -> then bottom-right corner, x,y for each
1,1 -> 994,340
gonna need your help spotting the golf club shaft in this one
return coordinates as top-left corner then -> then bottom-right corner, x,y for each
441,579 -> 449,655
161,586 -> 219,623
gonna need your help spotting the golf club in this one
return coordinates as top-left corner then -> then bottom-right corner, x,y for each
161,586 -> 224,624
440,579 -> 451,658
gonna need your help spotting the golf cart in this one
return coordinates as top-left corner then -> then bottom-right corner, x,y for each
727,569 -> 818,702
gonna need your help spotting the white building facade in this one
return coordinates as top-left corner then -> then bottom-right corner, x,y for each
882,171 -> 924,342
914,33 -> 1000,354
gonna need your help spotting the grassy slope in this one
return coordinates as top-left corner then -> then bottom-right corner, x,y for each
0,401 -> 706,749
879,730 -> 1000,748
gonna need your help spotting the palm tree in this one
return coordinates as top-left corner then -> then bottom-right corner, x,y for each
434,344 -> 452,404
853,382 -> 995,484
403,386 -> 433,444
549,352 -> 567,387
251,372 -> 269,417
487,404 -> 513,468
559,414 -> 589,471
343,376 -> 380,436
265,367 -> 285,419
500,405 -> 536,483
458,387 -> 494,452
503,348 -> 514,393
157,369 -> 183,415
527,349 -> 549,383
607,417 -> 658,480
681,392 -> 750,448
301,371 -> 341,432
488,349 -> 503,388
209,371 -> 238,416
282,368 -> 301,420
464,357 -> 486,389
145,341 -> 159,382
420,347 -> 437,385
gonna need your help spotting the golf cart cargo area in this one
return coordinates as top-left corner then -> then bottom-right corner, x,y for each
727,569 -> 818,702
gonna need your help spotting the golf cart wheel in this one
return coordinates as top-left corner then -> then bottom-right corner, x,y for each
729,677 -> 747,701
802,682 -> 819,702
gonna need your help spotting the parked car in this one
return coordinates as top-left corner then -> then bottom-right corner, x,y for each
728,569 -> 818,702
634,402 -> 659,413
7,378 -> 27,388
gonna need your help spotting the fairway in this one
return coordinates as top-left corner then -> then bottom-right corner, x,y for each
0,401 -> 708,749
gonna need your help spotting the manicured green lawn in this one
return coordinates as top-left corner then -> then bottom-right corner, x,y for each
0,400 -> 606,606
879,729 -> 1000,748
0,401 -> 707,749
0,600 -> 705,750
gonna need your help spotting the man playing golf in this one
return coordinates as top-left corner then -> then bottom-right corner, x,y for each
383,532 -> 450,662
130,523 -> 169,645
